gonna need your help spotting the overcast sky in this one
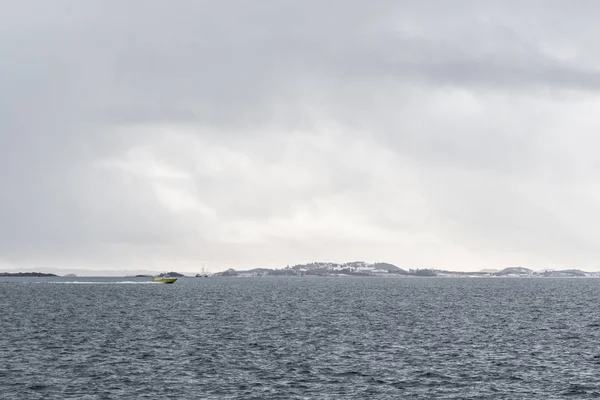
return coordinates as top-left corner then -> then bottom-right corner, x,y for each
3,1 -> 600,273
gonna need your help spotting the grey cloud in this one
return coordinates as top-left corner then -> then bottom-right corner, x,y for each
2,1 -> 600,271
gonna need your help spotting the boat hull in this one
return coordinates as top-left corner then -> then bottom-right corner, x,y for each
152,278 -> 177,284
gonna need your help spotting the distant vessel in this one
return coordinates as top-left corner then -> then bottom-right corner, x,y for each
152,276 -> 177,284
195,265 -> 210,278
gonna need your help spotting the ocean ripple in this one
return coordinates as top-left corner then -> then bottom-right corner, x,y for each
1,276 -> 599,398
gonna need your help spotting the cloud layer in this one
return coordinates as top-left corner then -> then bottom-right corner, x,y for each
3,1 -> 600,272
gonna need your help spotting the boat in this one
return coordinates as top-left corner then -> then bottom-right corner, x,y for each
152,276 -> 177,284
195,265 -> 211,277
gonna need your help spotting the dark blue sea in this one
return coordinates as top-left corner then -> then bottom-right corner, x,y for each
1,276 -> 600,399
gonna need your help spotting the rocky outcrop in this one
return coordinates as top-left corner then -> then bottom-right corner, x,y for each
0,272 -> 58,277
494,267 -> 534,276
156,272 -> 184,277
214,268 -> 238,277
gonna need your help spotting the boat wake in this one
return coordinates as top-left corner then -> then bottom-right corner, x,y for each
42,281 -> 156,285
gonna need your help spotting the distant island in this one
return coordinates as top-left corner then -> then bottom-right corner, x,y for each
156,272 -> 185,277
0,272 -> 58,277
2,265 -> 596,279
126,272 -> 183,278
210,262 -> 600,278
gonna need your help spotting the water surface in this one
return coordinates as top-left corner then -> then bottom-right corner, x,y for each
1,277 -> 599,399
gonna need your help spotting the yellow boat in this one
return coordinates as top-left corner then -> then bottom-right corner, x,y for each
152,276 -> 177,284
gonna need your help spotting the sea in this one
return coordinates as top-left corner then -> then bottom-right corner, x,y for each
1,276 -> 600,399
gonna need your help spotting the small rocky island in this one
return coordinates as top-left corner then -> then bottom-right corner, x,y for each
0,272 -> 58,277
156,272 -> 185,277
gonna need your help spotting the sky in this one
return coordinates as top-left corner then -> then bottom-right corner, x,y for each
3,1 -> 600,273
